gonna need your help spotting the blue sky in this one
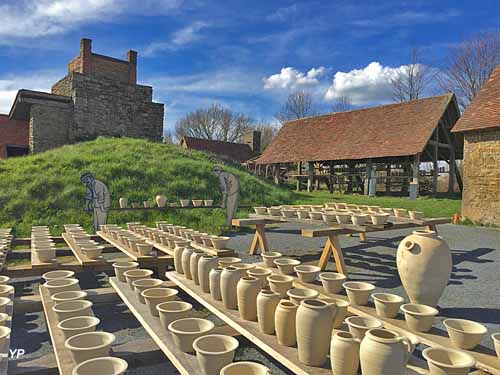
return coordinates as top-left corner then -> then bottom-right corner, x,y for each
0,0 -> 499,132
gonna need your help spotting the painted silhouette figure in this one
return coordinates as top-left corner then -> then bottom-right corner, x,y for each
80,172 -> 111,232
212,166 -> 240,226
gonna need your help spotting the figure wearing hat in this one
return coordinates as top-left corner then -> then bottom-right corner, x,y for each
212,166 -> 240,226
80,172 -> 111,232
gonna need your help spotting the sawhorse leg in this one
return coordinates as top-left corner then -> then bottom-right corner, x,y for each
318,234 -> 348,276
359,232 -> 367,242
426,224 -> 438,235
249,224 -> 269,255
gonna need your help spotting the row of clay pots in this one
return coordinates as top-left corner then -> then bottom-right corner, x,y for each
31,226 -> 57,262
0,229 -> 12,259
0,276 -> 12,350
101,225 -> 153,256
65,226 -> 105,260
179,199 -> 214,207
118,196 -> 215,209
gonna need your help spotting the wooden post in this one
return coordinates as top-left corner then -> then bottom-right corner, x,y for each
413,153 -> 420,198
273,164 -> 280,185
296,162 -> 302,191
364,159 -> 372,195
385,163 -> 391,194
432,132 -> 439,196
347,162 -> 354,194
307,162 -> 313,192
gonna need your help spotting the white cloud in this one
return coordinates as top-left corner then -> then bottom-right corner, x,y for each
266,4 -> 298,22
263,67 -> 327,90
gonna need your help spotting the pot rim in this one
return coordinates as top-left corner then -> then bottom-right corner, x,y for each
267,275 -> 294,283
287,288 -> 319,299
72,356 -> 128,374
422,347 -> 475,368
45,278 -> 79,288
343,281 -> 375,291
53,300 -> 93,313
299,299 -> 330,310
57,316 -> 100,331
193,334 -> 239,355
259,290 -> 278,297
112,261 -> 139,269
51,290 -> 88,302
412,229 -> 437,237
167,318 -> 215,335
274,258 -> 301,266
294,265 -> 320,273
372,293 -> 405,304
156,300 -> 192,313
220,361 -> 271,374
0,326 -> 11,339
43,270 -> 75,280
261,252 -> 282,258
365,328 -> 405,343
334,330 -> 357,341
141,287 -> 178,299
65,331 -> 116,351
319,272 -> 347,281
443,319 -> 488,335
123,269 -> 154,278
278,300 -> 298,309
400,303 -> 439,316
219,257 -> 242,263
248,268 -> 272,276
132,278 -> 164,288
345,316 -> 383,329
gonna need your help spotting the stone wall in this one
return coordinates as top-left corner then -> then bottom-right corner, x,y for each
29,103 -> 72,153
51,76 -> 73,97
91,55 -> 130,83
0,115 -> 29,158
461,127 -> 500,226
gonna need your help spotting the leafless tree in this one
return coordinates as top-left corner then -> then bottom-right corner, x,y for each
438,30 -> 500,110
275,90 -> 317,124
390,48 -> 431,102
175,104 -> 254,142
163,130 -> 174,144
331,95 -> 354,113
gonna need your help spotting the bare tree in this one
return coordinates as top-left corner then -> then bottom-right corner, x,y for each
275,90 -> 317,124
438,30 -> 500,110
175,104 -> 254,142
163,130 -> 174,144
391,48 -> 431,102
331,95 -> 354,113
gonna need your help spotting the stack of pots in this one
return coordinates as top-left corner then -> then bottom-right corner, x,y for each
65,225 -> 105,260
31,226 -> 56,263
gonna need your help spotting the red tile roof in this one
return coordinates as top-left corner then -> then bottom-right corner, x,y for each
452,64 -> 500,133
181,136 -> 255,163
256,94 -> 458,164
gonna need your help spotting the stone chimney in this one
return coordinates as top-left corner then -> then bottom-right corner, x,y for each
80,38 -> 93,74
243,130 -> 261,154
127,50 -> 137,84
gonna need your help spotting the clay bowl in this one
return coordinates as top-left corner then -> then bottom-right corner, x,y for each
274,258 -> 301,275
0,285 -> 14,298
286,288 -> 319,305
179,199 -> 190,208
372,293 -> 404,319
218,257 -> 242,268
345,316 -> 383,339
157,301 -> 193,330
343,281 -> 375,306
336,213 -> 351,224
52,300 -> 93,322
0,276 -> 8,285
294,265 -> 320,283
409,211 -> 424,220
72,356 -> 128,375
132,278 -> 164,304
190,233 -> 202,244
253,207 -> 268,215
57,316 -> 100,340
394,208 -> 409,218
201,236 -> 213,247
492,333 -> 500,359
443,319 -> 488,350
44,278 -> 80,296
261,252 -> 281,268
204,200 -> 214,206
319,272 -> 346,294
0,327 -> 11,346
232,263 -> 255,278
211,236 -> 230,249
422,347 -> 475,375
51,290 -> 88,304
65,331 -> 116,364
80,246 -> 104,260
136,243 -> 153,256
141,288 -> 179,317
267,207 -> 282,216
297,210 -> 310,219
247,267 -> 273,287
220,361 -> 271,375
0,297 -> 10,313
267,275 -> 294,297
43,270 -> 75,281
112,261 -> 139,282
36,248 -> 56,262
0,313 -> 8,326
327,298 -> 351,329
370,213 -> 390,225
400,303 -> 438,332
309,211 -> 323,220
192,199 -> 204,207
123,269 -> 153,289
281,210 -> 296,219
322,213 -> 338,224
193,334 -> 240,375
168,318 -> 215,353
351,214 -> 368,226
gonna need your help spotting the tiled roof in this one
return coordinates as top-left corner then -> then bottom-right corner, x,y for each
452,64 -> 500,133
256,94 -> 457,164
181,136 -> 255,162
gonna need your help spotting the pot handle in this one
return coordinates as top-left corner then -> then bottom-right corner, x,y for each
403,240 -> 415,251
397,336 -> 415,364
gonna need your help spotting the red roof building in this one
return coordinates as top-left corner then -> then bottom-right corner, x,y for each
0,114 -> 29,159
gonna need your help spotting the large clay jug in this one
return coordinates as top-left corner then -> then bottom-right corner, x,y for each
173,247 -> 185,274
275,300 -> 298,346
209,268 -> 223,301
237,277 -> 261,321
190,250 -> 205,286
198,255 -> 219,293
396,230 -> 452,307
155,195 -> 167,208
330,331 -> 360,375
360,328 -> 414,375
296,299 -> 334,366
119,197 -> 128,209
181,247 -> 195,280
220,266 -> 241,310
256,290 -> 280,335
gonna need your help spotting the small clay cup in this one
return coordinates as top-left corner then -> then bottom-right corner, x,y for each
294,265 -> 321,283
345,316 -> 383,339
319,272 -> 347,294
400,303 -> 438,332
343,281 -> 375,306
422,347 -> 475,375
261,252 -> 282,268
267,275 -> 294,297
443,319 -> 488,350
372,293 -> 405,319
274,258 -> 301,275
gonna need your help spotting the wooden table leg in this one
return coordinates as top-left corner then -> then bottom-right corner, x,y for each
249,224 -> 269,255
318,234 -> 348,276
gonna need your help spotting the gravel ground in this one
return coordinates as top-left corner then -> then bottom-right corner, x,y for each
8,223 -> 500,374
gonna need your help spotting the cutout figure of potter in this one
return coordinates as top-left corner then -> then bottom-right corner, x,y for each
212,166 -> 240,226
80,172 -> 111,232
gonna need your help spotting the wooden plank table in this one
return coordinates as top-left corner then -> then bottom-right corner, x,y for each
231,218 -> 283,255
62,233 -> 108,267
0,289 -> 14,375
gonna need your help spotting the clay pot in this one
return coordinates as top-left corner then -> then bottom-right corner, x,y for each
397,230 -> 452,307
192,199 -> 204,207
0,313 -> 7,326
409,211 -> 424,220
52,300 -> 93,321
204,199 -> 214,206
345,316 -> 383,339
274,258 -> 301,275
209,268 -> 223,301
72,356 -> 128,375
275,300 -> 298,346
201,236 -> 213,247
218,257 -> 242,268
422,347 -> 475,375
297,210 -> 310,219
43,270 -> 75,281
296,299 -> 334,366
156,195 -> 167,208
57,316 -> 100,340
443,319 -> 487,350
331,298 -> 351,328
309,211 -> 323,220
198,255 -> 219,293
343,281 -> 375,306
179,199 -> 190,207
372,293 -> 405,319
330,331 -> 360,375
336,212 -> 352,224
0,276 -> 10,284
267,275 -> 294,297
220,361 -> 271,375
0,285 -> 14,298
261,252 -> 282,268
294,265 -> 320,283
136,243 -> 153,256
257,289 -> 281,334
220,266 -> 241,310
181,247 -> 195,280
282,210 -> 296,218
370,213 -> 390,225
119,197 -> 128,209
322,213 -> 337,224
45,278 -> 80,296
319,272 -> 346,294
190,250 -> 205,286
80,246 -> 104,260
0,298 -> 10,313
193,334 -> 239,375
247,267 -> 272,287
132,278 -> 164,304
51,291 -> 88,304
400,303 -> 438,332
123,269 -> 153,289
267,207 -> 281,216
168,318 -> 215,353
157,301 -> 193,330
65,331 -> 116,364
351,213 -> 368,226
492,333 -> 500,359
0,327 -> 10,347
360,328 -> 415,375
237,277 -> 261,321
394,208 -> 409,217
173,246 -> 185,274
211,236 -> 230,249
141,288 -> 179,317
36,248 -> 56,262
112,261 -> 139,282
286,288 -> 319,305
253,207 -> 268,215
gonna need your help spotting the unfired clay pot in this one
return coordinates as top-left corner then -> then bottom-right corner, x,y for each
157,301 -> 193,330
0,298 -> 10,314
422,347 -> 475,375
112,261 -> 139,282
0,285 -> 14,298
71,356 -> 128,375
237,277 -> 261,321
319,272 -> 346,294
330,331 -> 360,375
52,300 -> 93,322
193,334 -> 239,375
211,236 -> 230,249
372,293 -> 405,319
36,248 -> 56,262
190,250 -> 205,286
119,197 -> 128,208
168,318 -> 215,353
0,326 -> 10,346
247,268 -> 272,288
44,278 -> 80,296
443,319 -> 487,350
181,247 -> 195,280
396,230 -> 452,307
360,328 -> 415,375
173,246 -> 185,274
296,299 -> 334,366
155,195 -> 167,208
57,316 -> 100,340
220,266 -> 241,310
136,243 -> 152,256
43,270 -> 75,281
331,298 -> 351,329
256,290 -> 280,335
400,303 -> 438,332
267,275 -> 293,297
345,316 -> 383,339
209,268 -> 223,301
261,252 -> 282,268
492,333 -> 500,359
343,281 -> 375,306
220,361 -> 271,375
218,257 -> 242,268
141,287 -> 179,317
51,291 -> 88,304
123,269 -> 153,289
253,207 -> 268,215
409,211 -> 424,220
198,255 -> 219,293
286,288 -> 319,305
65,331 -> 115,364
274,258 -> 301,275
275,300 -> 298,346
132,278 -> 163,304
0,276 -> 10,284
232,263 -> 255,278
294,265 -> 321,283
